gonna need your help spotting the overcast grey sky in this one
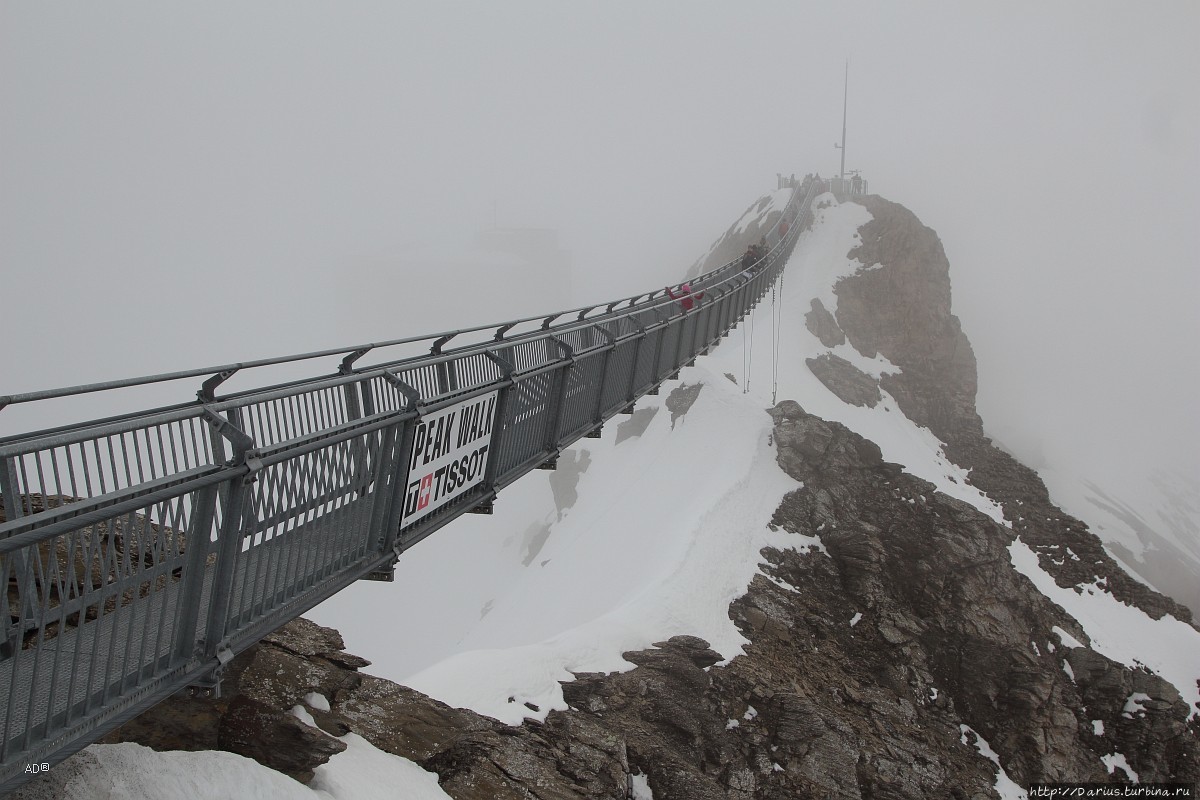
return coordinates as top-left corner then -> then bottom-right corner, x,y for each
2,2 -> 1197,488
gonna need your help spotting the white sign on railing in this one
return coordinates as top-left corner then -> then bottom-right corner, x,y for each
400,390 -> 499,528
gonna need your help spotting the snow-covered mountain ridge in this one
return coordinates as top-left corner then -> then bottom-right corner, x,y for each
17,189 -> 1199,798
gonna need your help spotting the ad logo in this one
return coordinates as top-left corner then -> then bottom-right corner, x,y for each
401,391 -> 499,528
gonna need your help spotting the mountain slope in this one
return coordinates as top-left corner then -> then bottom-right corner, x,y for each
18,189 -> 1199,799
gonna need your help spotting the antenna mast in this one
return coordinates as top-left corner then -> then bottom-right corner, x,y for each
839,60 -> 848,179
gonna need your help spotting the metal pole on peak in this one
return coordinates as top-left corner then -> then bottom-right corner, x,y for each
839,59 -> 848,179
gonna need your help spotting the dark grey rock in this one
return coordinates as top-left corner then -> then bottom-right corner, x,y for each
805,297 -> 846,347
806,352 -> 882,407
665,382 -> 703,428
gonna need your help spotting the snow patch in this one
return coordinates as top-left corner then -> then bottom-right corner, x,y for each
630,771 -> 654,799
959,725 -> 1028,800
1123,692 -> 1152,717
311,733 -> 453,800
1101,752 -> 1139,783
64,737 -> 453,800
1011,539 -> 1200,718
304,692 -> 331,712
290,705 -> 319,728
1052,625 -> 1084,649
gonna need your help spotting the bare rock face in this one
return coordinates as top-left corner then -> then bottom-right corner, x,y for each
665,381 -> 704,427
805,298 -> 846,347
833,196 -> 1193,624
218,695 -> 347,783
835,195 -> 982,440
754,402 -> 1200,791
804,353 -> 881,407
92,617 -> 363,780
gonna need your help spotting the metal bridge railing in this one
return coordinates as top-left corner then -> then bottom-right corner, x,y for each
0,175 -> 822,793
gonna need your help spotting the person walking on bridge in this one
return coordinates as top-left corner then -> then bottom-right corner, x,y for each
665,282 -> 704,312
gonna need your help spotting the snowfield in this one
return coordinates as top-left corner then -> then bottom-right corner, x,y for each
316,195 -> 1009,727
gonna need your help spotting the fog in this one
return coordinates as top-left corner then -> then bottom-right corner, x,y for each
2,2 -> 1197,496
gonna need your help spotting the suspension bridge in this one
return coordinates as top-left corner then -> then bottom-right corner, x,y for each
0,175 -> 822,793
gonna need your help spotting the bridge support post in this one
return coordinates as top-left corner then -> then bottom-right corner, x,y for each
590,325 -> 616,427
364,419 -> 403,555
0,457 -> 37,655
625,320 -> 646,403
541,338 -> 574,456
173,482 -> 221,663
479,350 -> 516,496
192,406 -> 261,694
378,372 -> 424,554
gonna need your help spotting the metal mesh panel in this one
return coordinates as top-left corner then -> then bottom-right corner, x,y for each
2,415 -> 214,522
677,314 -> 699,368
557,353 -> 605,442
233,385 -> 351,449
600,339 -> 638,416
363,374 -> 409,415
607,317 -> 643,339
631,330 -> 660,395
1,486 -> 210,763
657,321 -> 682,382
493,371 -> 554,478
224,433 -> 382,632
452,353 -> 505,394
555,327 -> 604,357
391,363 -> 443,401
495,338 -> 560,374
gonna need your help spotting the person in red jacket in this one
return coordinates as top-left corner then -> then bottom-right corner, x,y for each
665,282 -> 705,312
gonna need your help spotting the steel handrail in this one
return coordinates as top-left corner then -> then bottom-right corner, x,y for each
0,240 -> 755,414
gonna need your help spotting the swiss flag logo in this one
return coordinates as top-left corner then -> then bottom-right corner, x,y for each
416,474 -> 433,510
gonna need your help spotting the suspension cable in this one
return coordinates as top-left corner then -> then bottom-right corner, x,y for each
771,273 -> 785,405
743,304 -> 755,393
772,281 -> 782,407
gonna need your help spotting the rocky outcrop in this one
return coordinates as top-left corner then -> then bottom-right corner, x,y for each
804,353 -> 881,407
665,381 -> 704,427
835,195 -> 982,440
836,195 -> 1194,624
758,401 -> 1198,791
805,298 -> 845,347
